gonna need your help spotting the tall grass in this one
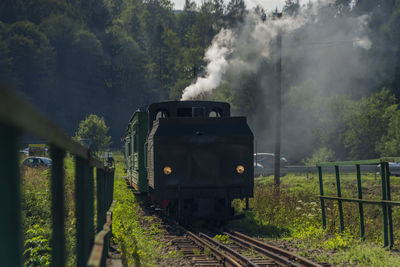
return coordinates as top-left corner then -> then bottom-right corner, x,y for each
21,156 -> 77,266
230,173 -> 400,266
112,152 -> 179,266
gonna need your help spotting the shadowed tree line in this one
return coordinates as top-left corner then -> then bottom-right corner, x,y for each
1,0 -> 400,162
0,0 -> 249,146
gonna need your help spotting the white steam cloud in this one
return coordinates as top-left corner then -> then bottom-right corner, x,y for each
181,29 -> 235,100
181,0 -> 372,100
353,37 -> 372,50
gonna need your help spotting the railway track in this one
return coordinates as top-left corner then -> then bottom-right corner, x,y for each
170,227 -> 323,267
124,177 -> 323,266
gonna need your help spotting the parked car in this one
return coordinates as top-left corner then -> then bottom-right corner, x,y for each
19,148 -> 29,155
254,152 -> 288,168
254,162 -> 265,177
378,162 -> 400,177
22,157 -> 52,168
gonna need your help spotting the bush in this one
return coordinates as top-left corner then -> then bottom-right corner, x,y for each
74,114 -> 112,153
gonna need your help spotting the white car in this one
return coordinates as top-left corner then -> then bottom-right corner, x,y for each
378,162 -> 400,176
254,162 -> 265,177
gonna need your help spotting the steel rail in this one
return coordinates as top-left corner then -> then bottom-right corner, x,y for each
185,231 -> 242,267
224,232 -> 299,267
227,231 -> 323,267
198,232 -> 258,267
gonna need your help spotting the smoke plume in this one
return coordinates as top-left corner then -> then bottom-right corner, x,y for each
181,0 -> 372,100
181,29 -> 235,100
180,0 -> 384,162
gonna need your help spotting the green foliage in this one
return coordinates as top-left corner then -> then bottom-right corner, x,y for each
75,114 -> 112,152
21,156 -> 77,266
112,152 -> 175,266
303,147 -> 335,165
376,106 -> 400,156
329,243 -> 400,267
24,224 -> 51,267
343,89 -> 397,159
1,0 -> 400,157
22,168 -> 51,227
232,175 -> 400,265
112,182 -> 163,266
214,234 -> 231,244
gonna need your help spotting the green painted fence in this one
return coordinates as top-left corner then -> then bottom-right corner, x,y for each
317,158 -> 400,248
0,86 -> 115,267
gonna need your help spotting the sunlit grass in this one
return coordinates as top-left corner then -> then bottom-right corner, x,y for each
231,172 -> 400,266
112,151 -> 179,266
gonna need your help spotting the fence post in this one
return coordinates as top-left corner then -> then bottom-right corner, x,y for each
50,145 -> 66,267
385,163 -> 394,248
355,165 -> 365,240
88,165 -> 95,253
0,123 -> 22,267
75,156 -> 94,267
96,168 -> 105,233
335,165 -> 344,232
380,163 -> 389,247
318,166 -> 326,228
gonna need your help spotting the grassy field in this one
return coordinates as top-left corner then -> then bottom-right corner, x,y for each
229,172 -> 400,266
111,152 -> 181,266
21,155 -> 77,266
21,153 -> 400,266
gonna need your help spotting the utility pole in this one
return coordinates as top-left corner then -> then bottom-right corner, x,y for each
274,12 -> 282,188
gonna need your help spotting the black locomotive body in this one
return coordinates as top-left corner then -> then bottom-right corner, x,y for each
126,100 -> 253,222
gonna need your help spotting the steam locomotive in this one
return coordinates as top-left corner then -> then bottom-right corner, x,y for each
124,101 -> 253,222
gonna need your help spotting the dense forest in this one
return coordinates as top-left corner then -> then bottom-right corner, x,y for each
0,0 -> 400,163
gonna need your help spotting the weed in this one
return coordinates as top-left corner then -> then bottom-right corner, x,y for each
24,224 -> 51,267
214,234 -> 231,244
112,152 -> 178,266
193,249 -> 202,255
203,248 -> 212,257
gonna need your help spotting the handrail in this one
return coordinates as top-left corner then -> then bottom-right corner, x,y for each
88,201 -> 116,267
0,86 -> 103,168
0,86 -> 115,267
317,157 -> 400,167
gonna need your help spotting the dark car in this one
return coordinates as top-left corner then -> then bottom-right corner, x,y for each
254,153 -> 288,168
22,157 -> 52,168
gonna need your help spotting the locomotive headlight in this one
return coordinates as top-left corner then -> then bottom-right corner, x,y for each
236,165 -> 245,174
163,166 -> 172,175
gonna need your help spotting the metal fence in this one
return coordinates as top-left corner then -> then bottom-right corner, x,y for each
317,158 -> 400,248
257,164 -> 396,177
0,86 -> 115,267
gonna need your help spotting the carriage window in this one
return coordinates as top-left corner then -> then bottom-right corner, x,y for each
127,141 -> 131,156
177,108 -> 192,117
133,134 -> 138,152
209,108 -> 222,117
155,109 -> 169,120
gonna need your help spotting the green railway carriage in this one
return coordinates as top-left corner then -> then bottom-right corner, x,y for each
125,108 -> 148,192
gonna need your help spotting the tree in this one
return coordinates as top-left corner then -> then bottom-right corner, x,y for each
226,0 -> 246,25
376,106 -> 400,156
343,89 -> 397,159
75,114 -> 112,152
5,21 -> 55,104
283,0 -> 299,16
